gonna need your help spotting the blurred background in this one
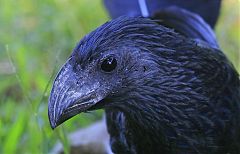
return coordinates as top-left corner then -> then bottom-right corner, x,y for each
0,0 -> 239,153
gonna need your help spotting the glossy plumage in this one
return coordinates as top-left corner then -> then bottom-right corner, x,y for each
103,0 -> 221,28
48,3 -> 239,154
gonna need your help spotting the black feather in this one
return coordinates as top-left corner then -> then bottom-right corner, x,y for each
152,6 -> 219,49
74,16 -> 239,153
103,0 -> 222,28
48,16 -> 240,154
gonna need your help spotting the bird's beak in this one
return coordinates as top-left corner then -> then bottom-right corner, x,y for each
48,58 -> 105,129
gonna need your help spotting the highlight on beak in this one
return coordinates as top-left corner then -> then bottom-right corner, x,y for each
48,60 -> 105,129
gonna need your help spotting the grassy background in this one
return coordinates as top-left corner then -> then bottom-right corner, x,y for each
0,0 -> 239,153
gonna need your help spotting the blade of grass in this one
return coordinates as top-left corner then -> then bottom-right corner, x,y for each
3,111 -> 26,154
6,45 -> 34,110
56,126 -> 70,154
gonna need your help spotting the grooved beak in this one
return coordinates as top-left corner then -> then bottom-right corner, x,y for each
48,59 -> 105,129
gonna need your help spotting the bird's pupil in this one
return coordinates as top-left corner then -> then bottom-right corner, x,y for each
101,56 -> 117,72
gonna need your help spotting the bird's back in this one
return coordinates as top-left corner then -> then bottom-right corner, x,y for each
103,0 -> 221,28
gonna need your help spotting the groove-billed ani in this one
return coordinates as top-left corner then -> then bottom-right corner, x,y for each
48,9 -> 240,154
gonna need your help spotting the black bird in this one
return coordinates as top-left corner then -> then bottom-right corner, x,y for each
48,9 -> 240,154
103,0 -> 222,28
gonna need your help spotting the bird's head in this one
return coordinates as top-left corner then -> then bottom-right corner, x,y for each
48,16 -> 183,129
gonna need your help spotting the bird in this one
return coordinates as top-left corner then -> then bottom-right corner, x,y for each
48,4 -> 240,154
103,0 -> 222,28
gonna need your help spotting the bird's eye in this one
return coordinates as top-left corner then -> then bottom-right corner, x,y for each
100,56 -> 117,72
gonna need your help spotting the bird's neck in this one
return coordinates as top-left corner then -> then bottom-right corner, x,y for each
106,94 -> 192,154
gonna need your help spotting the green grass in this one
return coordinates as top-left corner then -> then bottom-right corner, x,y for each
0,0 -> 239,153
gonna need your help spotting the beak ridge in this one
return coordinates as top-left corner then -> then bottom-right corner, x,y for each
48,61 -> 104,129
